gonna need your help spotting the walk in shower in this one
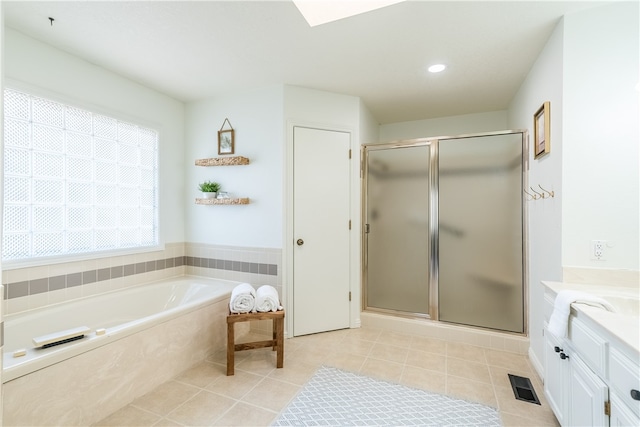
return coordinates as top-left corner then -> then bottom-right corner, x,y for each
362,131 -> 525,334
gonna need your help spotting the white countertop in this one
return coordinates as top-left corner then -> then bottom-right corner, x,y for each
542,281 -> 640,357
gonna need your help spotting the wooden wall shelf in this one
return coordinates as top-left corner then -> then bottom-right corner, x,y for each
195,198 -> 250,205
195,156 -> 250,167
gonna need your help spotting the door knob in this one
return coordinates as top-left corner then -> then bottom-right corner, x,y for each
296,239 -> 304,246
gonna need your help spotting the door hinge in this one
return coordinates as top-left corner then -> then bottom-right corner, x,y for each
349,291 -> 352,301
364,223 -> 370,233
349,220 -> 351,230
349,149 -> 352,159
604,400 -> 610,416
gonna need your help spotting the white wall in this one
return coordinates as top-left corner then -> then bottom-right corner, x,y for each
507,20 -> 565,374
4,29 -> 186,245
562,1 -> 639,270
378,110 -> 508,142
184,85 -> 284,248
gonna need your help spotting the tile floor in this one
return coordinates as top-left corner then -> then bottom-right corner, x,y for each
95,327 -> 560,427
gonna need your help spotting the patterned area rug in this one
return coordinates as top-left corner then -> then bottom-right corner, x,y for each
273,366 -> 501,426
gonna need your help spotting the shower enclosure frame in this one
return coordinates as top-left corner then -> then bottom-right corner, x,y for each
361,129 -> 529,336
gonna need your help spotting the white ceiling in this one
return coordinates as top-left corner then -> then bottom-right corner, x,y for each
3,0 -> 604,124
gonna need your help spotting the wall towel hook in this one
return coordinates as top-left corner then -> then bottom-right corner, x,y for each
538,185 -> 555,198
523,189 -> 537,201
530,187 -> 545,199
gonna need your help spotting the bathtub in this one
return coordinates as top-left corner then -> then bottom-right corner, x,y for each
3,276 -> 239,426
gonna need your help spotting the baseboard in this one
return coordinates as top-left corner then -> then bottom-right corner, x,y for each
528,346 -> 544,383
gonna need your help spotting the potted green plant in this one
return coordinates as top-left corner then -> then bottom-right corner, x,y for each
198,181 -> 221,199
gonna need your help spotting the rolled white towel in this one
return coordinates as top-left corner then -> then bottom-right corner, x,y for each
229,283 -> 257,313
255,285 -> 283,312
547,290 -> 615,338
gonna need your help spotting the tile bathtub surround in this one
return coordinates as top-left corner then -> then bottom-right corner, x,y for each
2,243 -> 283,315
3,256 -> 186,300
184,256 -> 277,276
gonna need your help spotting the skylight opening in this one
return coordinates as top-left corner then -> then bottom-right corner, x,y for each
293,0 -> 405,27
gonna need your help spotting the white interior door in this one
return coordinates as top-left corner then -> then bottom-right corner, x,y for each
293,126 -> 351,336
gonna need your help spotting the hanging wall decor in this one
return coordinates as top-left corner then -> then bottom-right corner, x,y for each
218,118 -> 235,155
533,102 -> 550,159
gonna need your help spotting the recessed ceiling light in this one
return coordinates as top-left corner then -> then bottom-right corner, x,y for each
293,0 -> 405,27
428,64 -> 447,73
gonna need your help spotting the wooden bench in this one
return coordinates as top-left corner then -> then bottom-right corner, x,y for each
226,310 -> 285,376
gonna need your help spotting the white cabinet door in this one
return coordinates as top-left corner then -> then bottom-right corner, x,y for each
544,330 -> 568,425
610,392 -> 640,427
567,353 -> 609,427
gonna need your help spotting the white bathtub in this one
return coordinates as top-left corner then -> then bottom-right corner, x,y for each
3,276 -> 239,426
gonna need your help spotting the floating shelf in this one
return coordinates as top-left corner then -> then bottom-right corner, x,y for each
195,156 -> 250,167
195,198 -> 250,205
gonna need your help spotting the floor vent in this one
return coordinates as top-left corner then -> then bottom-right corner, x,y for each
508,374 -> 541,405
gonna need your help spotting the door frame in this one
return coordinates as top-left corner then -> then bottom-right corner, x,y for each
284,120 -> 360,337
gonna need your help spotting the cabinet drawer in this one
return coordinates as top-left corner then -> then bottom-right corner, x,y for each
610,348 -> 640,418
568,317 -> 607,377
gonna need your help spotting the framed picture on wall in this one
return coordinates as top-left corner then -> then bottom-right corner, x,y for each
218,129 -> 235,155
534,101 -> 550,159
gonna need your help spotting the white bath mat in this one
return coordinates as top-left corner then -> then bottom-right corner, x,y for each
272,366 -> 501,426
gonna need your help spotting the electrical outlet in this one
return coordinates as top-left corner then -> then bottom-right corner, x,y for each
591,240 -> 606,260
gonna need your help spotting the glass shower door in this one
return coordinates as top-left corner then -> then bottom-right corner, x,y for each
438,133 -> 524,333
364,144 -> 431,316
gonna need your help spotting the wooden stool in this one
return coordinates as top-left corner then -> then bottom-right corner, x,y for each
226,310 -> 285,376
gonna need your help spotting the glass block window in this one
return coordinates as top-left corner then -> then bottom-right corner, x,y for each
3,88 -> 159,261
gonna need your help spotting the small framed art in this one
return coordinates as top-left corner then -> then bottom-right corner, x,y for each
218,129 -> 235,155
534,101 -> 550,159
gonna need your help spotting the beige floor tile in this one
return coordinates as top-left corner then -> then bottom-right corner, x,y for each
153,418 -> 184,427
206,370 -> 264,400
447,357 -> 492,384
485,348 -> 534,372
333,337 -> 374,357
267,358 -> 320,385
207,348 -> 250,365
131,380 -> 200,416
346,326 -> 382,342
360,357 -> 404,382
213,402 -> 278,426
405,349 -> 446,372
166,390 -> 235,426
399,365 -> 447,394
324,351 -> 367,372
489,365 -> 543,393
377,330 -> 414,348
369,342 -> 409,364
501,411 -> 560,427
410,336 -> 447,355
242,377 -> 302,412
446,342 -> 487,363
174,361 -> 226,388
234,349 -> 279,376
94,405 -> 161,426
97,327 -> 558,427
495,384 -> 557,422
446,376 -> 498,408
285,343 -> 329,365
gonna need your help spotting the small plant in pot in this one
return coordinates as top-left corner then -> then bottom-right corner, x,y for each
198,181 -> 221,199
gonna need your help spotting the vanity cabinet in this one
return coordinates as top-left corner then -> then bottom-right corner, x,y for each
544,321 -> 608,427
543,286 -> 640,427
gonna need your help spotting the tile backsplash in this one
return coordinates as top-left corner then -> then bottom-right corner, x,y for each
2,242 -> 282,316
